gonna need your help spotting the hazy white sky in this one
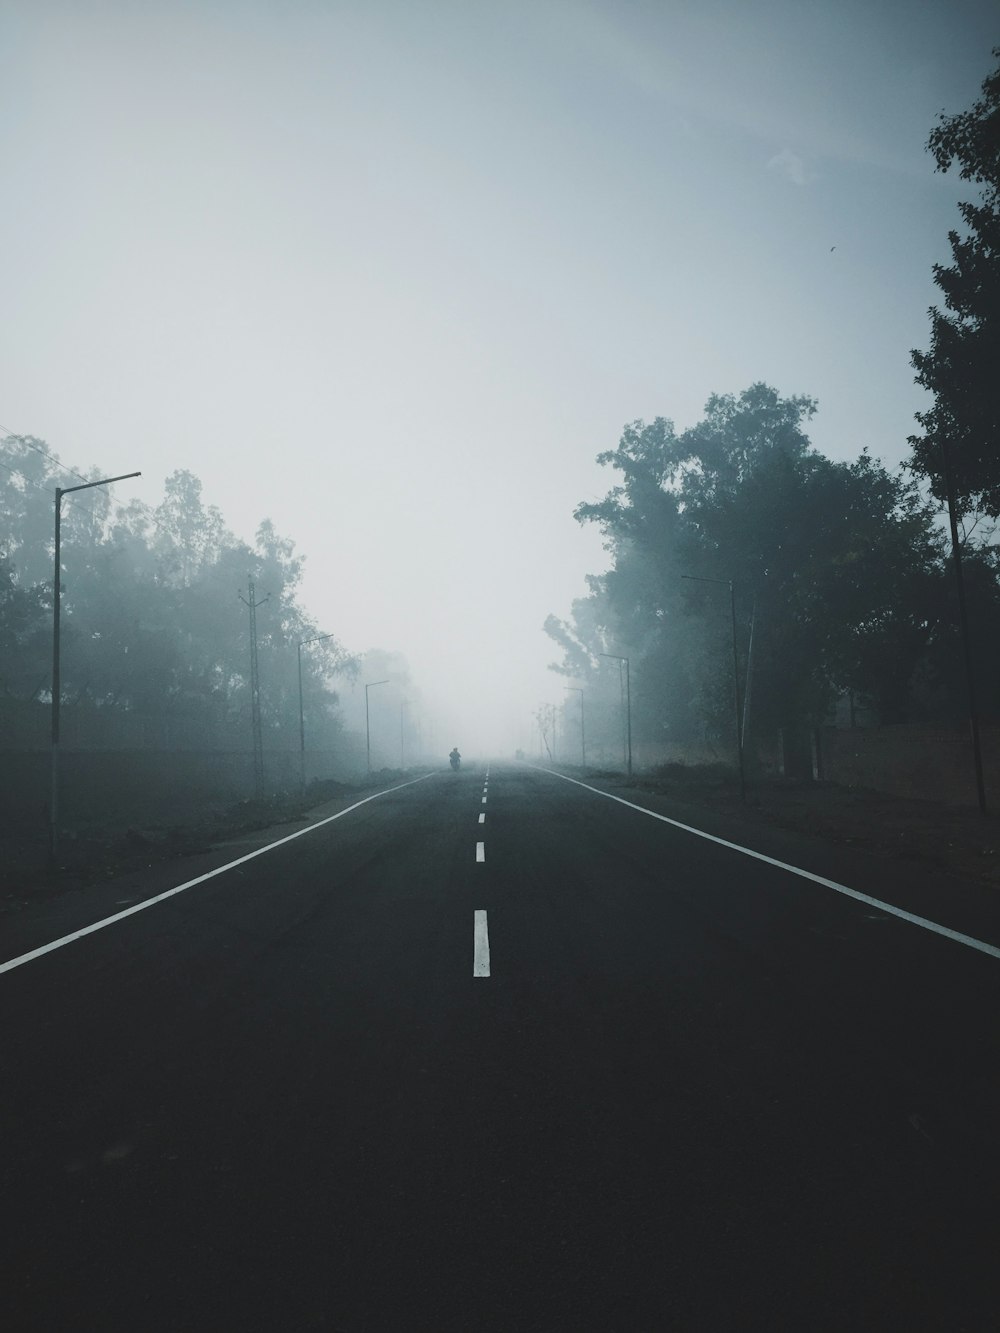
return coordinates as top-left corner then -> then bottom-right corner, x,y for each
2,0 -> 996,753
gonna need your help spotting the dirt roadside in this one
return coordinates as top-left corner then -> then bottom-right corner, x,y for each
560,764 -> 1000,893
0,771 -> 415,914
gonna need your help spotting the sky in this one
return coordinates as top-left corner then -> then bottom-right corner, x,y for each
1,0 -> 997,755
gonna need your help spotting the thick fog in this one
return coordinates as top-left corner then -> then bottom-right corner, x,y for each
1,1 -> 996,760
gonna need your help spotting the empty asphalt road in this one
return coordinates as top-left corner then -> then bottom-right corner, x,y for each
3,762 -> 1000,1331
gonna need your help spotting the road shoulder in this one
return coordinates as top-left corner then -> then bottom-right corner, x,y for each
534,764 -> 1000,956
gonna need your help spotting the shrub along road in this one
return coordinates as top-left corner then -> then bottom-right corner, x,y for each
2,763 -> 999,1331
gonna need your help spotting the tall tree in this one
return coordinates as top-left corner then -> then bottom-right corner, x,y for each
552,386 -> 953,753
910,47 -> 1000,513
153,470 -> 230,586
0,436 -> 359,749
0,556 -> 49,701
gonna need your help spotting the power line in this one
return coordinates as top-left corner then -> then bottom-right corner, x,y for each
0,434 -> 157,538
0,424 -> 107,492
0,425 -> 156,528
0,447 -> 270,595
1,424 -> 320,611
0,435 -> 121,523
0,455 -> 53,493
0,427 -> 180,532
0,427 -> 256,551
0,423 -> 105,492
0,448 -> 303,603
1,422 -> 292,544
0,427 -> 340,654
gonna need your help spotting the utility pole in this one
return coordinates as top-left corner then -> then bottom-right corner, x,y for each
239,579 -> 268,800
599,654 -> 631,776
365,679 -> 389,777
297,632 -> 337,796
742,593 -> 757,751
941,442 -> 987,814
728,580 -> 745,803
619,662 -> 627,765
536,705 -> 553,761
50,470 -> 140,863
565,686 -> 585,768
682,575 -> 746,802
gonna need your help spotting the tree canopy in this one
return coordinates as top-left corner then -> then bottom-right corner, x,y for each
547,385 -> 979,759
0,436 -> 357,755
910,46 -> 1000,514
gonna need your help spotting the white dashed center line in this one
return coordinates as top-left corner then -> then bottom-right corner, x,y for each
481,796 -> 487,804
473,910 -> 490,976
478,813 -> 485,824
476,841 -> 485,862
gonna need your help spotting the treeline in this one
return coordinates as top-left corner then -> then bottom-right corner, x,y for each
546,48 -> 1000,764
0,437 -> 356,750
544,384 -> 1000,758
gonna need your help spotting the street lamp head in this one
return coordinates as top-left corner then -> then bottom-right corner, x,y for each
58,470 -> 142,502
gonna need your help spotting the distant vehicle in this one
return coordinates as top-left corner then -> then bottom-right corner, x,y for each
449,748 -> 461,771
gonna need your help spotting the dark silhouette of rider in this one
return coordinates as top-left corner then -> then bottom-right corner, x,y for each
449,747 -> 461,768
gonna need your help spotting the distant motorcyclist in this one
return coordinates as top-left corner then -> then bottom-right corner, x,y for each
449,747 -> 462,771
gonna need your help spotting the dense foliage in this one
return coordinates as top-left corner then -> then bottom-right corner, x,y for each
910,47 -> 1000,515
0,436 -> 356,749
546,385 -> 1000,760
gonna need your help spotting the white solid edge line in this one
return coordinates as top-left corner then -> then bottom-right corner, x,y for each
0,773 -> 438,978
473,909 -> 490,976
533,765 -> 1000,963
476,841 -> 485,862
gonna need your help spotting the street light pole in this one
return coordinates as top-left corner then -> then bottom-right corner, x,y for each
50,470 -> 141,861
682,574 -> 746,802
365,679 -> 389,778
564,686 -> 585,768
297,632 -> 337,796
599,653 -> 631,776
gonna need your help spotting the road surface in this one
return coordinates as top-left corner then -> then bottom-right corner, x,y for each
2,763 -> 999,1330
